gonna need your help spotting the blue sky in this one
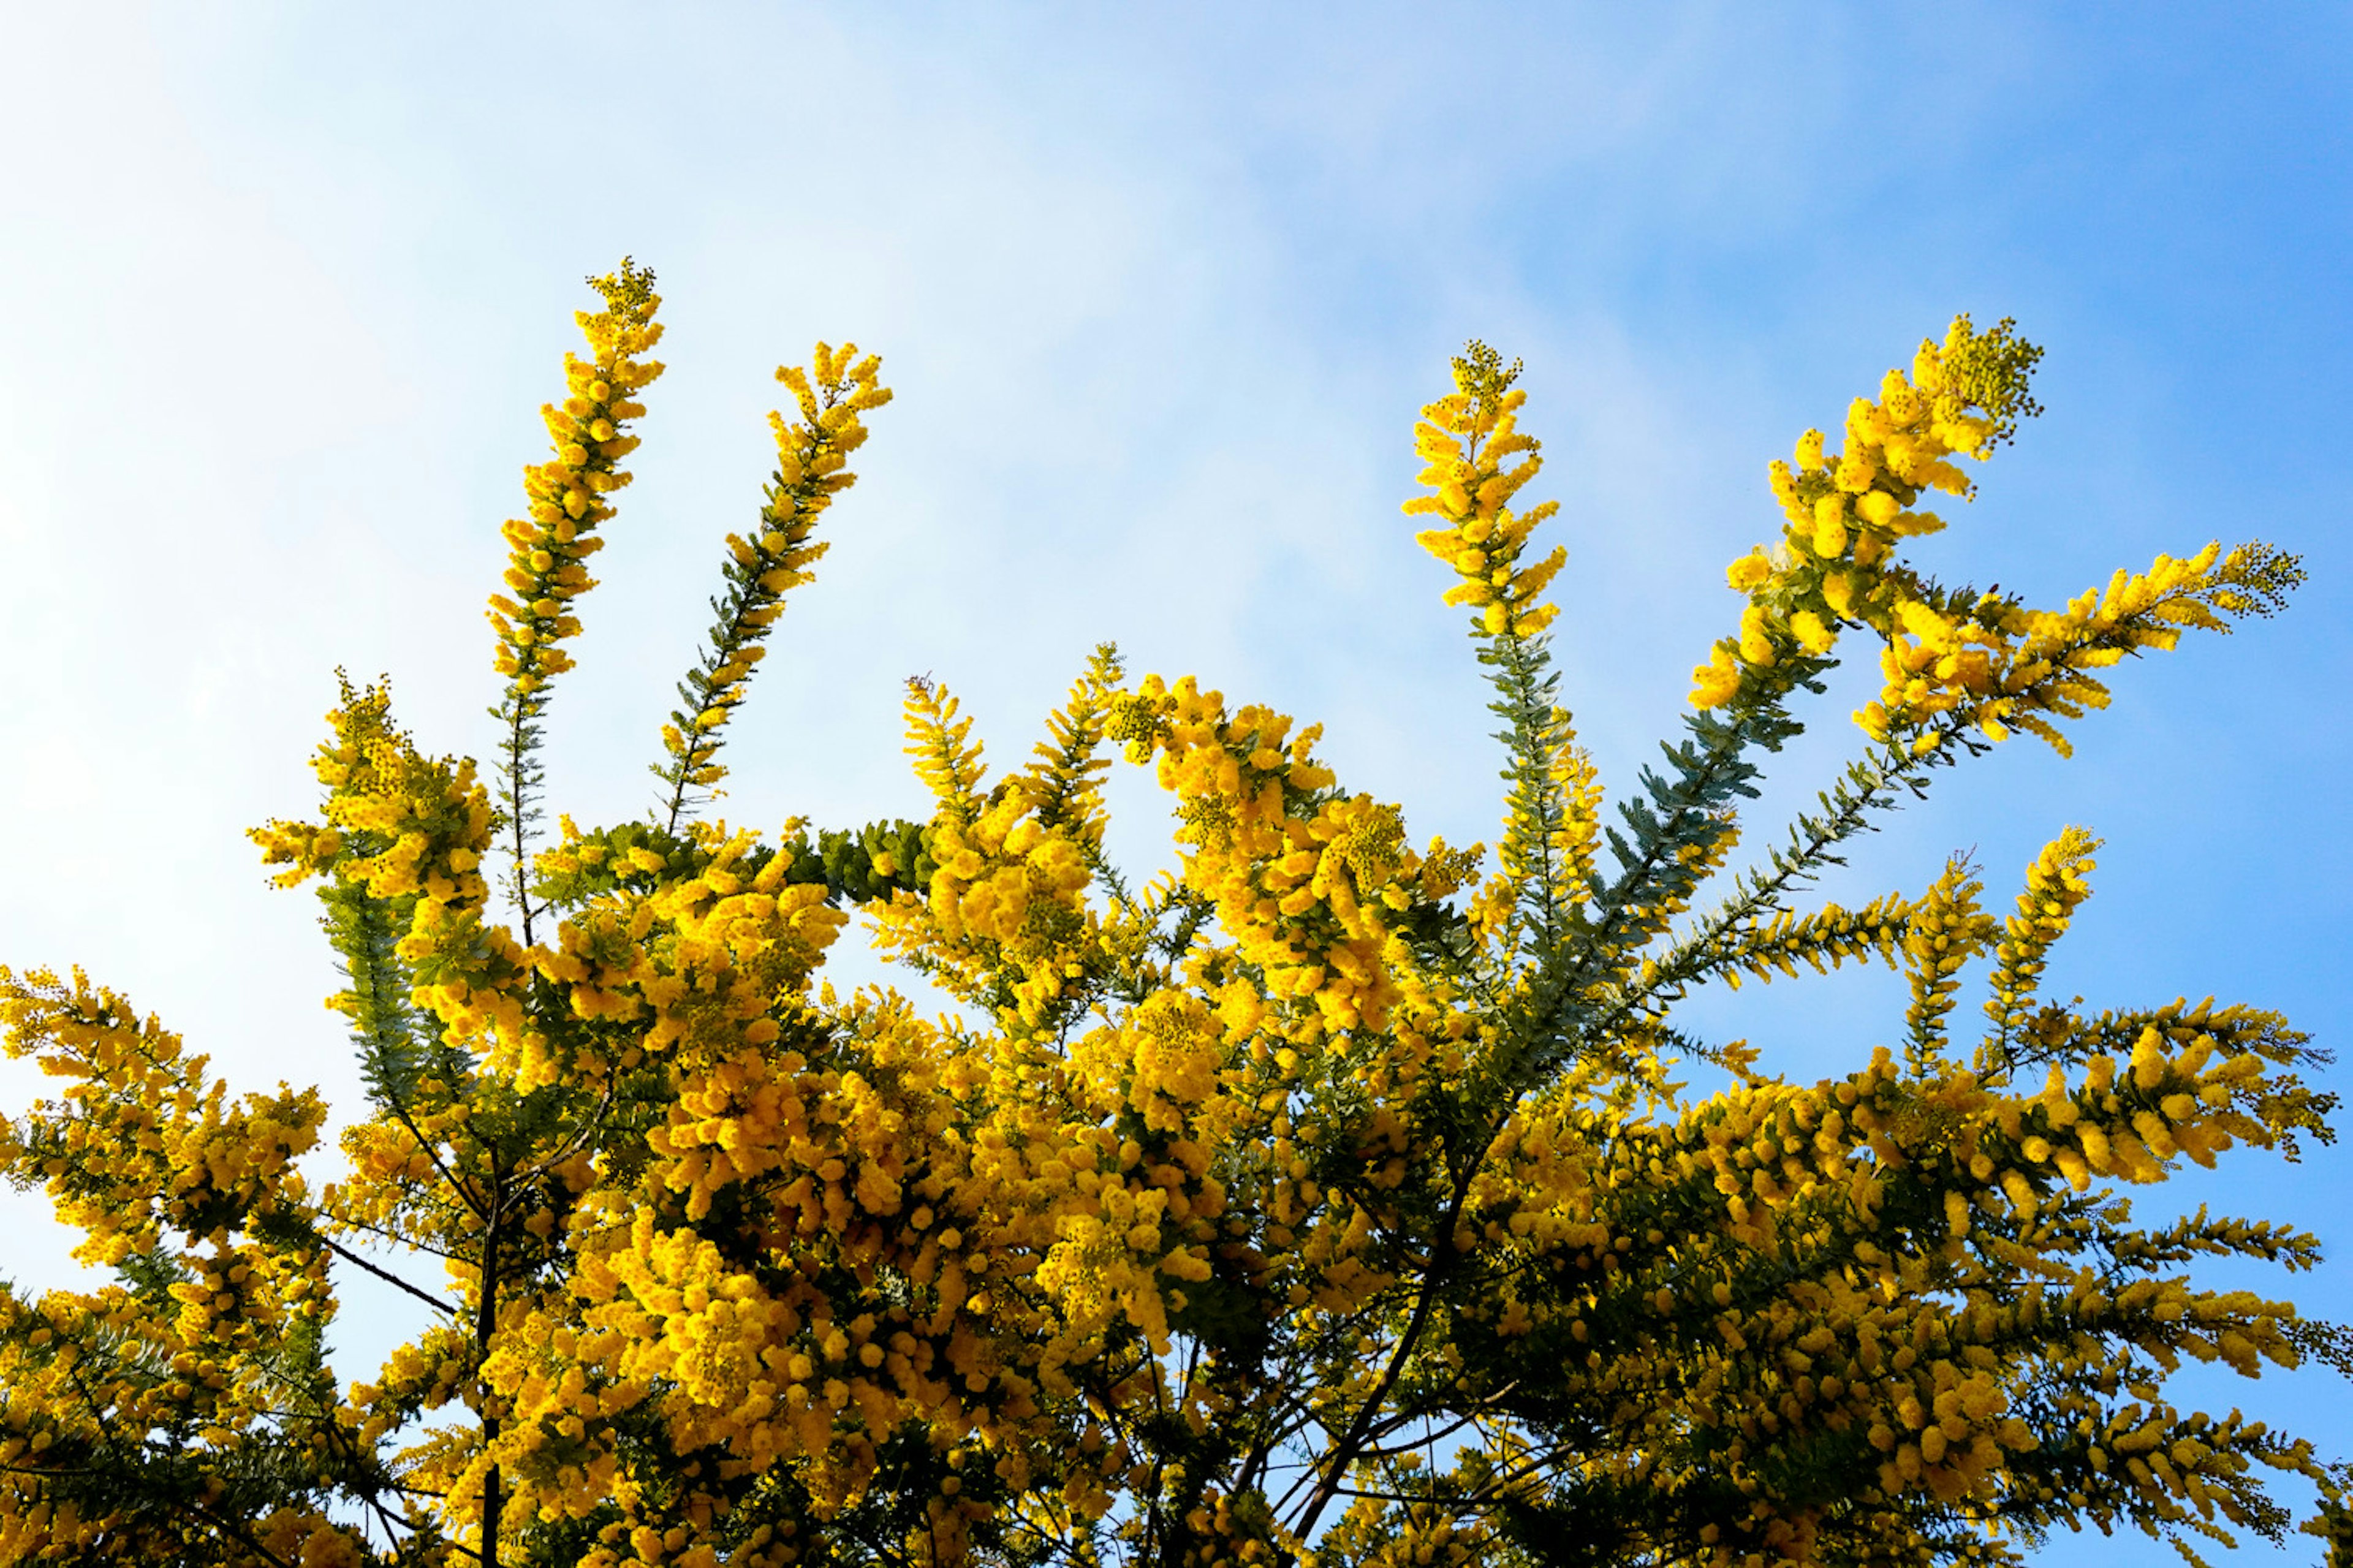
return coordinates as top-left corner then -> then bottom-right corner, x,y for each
2,7 -> 2347,1562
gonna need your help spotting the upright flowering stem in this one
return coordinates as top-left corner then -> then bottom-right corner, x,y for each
653,342 -> 891,831
489,260 -> 664,944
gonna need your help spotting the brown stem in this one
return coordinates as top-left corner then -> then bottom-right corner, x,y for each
476,1178 -> 505,1568
319,1234 -> 457,1317
1286,1179 -> 1474,1551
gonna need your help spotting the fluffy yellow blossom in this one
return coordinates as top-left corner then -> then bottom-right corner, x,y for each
1406,341 -> 1567,643
1697,316 -> 2299,773
1,298 -> 2326,1568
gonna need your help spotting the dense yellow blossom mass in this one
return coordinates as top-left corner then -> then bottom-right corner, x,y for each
1,278 -> 2338,1568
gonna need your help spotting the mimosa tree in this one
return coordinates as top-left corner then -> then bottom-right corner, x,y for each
1,265 -> 2341,1568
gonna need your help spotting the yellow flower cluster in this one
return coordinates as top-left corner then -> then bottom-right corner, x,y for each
552,998 -> 1145,1549
0,967 -> 324,1267
488,259 -> 664,698
879,679 -> 1099,1029
515,824 -> 846,1097
1711,888 -> 1912,991
1866,541 -> 2293,755
1402,341 -> 1567,640
657,342 -> 893,816
1444,979 -> 2326,1558
251,678 -> 523,1047
1112,672 -> 1469,1042
1690,319 -> 2299,774
1690,316 -> 2028,711
1980,825 -> 2097,1059
5,296 -> 2324,1568
1899,856 -> 1995,1058
1322,1495 -> 1487,1568
0,966 -> 358,1564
